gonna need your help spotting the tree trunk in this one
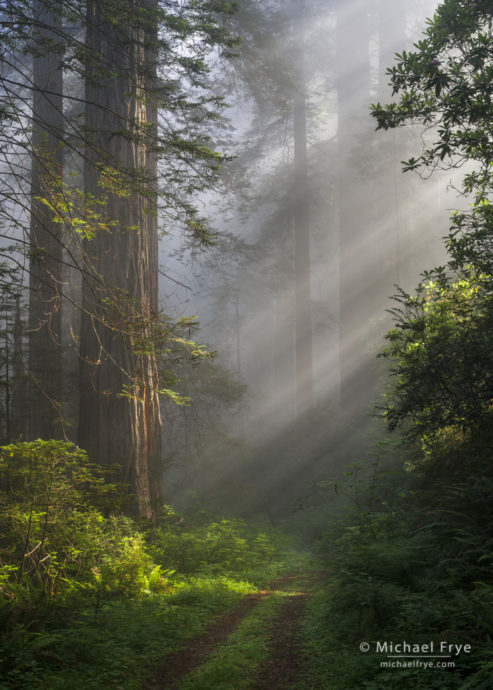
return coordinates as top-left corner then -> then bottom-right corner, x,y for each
377,0 -> 408,293
293,2 -> 313,416
28,0 -> 64,439
336,0 -> 373,412
11,297 -> 26,440
79,0 -> 162,520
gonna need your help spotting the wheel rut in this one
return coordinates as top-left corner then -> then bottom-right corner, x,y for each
145,570 -> 325,689
146,593 -> 265,689
248,570 -> 325,689
248,591 -> 310,689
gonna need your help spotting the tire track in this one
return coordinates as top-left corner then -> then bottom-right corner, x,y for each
145,593 -> 265,689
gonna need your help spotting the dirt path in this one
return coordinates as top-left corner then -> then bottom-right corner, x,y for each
146,593 -> 266,689
145,570 -> 324,690
248,591 -> 310,689
249,571 -> 325,689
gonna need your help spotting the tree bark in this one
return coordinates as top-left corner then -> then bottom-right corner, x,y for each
11,297 -> 25,440
79,0 -> 162,520
28,0 -> 64,439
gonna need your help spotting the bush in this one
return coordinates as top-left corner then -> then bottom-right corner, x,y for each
151,514 -> 291,580
305,446 -> 493,689
0,441 -> 167,608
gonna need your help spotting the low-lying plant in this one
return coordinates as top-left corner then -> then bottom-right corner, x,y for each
151,508 -> 298,585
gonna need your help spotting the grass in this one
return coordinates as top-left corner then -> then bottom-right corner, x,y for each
177,572 -> 320,690
0,443 -> 314,689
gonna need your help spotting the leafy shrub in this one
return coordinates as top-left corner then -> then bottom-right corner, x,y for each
0,442 -> 175,613
305,449 -> 493,689
151,515 -> 291,582
0,441 -> 117,599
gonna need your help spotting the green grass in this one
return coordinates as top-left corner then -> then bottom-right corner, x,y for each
177,571 -> 320,690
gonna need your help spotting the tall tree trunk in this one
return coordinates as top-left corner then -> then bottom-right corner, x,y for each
79,0 -> 162,519
336,0 -> 373,412
377,0 -> 408,293
28,0 -> 64,439
2,303 -> 11,443
293,2 -> 313,416
11,297 -> 25,440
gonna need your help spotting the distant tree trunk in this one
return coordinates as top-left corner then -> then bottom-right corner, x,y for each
28,0 -> 64,439
79,0 -> 162,520
336,0 -> 373,412
293,2 -> 314,416
11,297 -> 25,440
377,0 -> 408,292
1,302 -> 11,443
234,293 -> 242,377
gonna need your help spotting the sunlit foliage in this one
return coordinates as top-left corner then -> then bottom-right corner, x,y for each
380,269 -> 493,441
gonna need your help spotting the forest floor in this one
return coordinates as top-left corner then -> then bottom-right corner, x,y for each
146,570 -> 325,690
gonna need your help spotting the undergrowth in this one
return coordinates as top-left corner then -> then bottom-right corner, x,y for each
301,436 -> 493,689
0,441 -> 305,689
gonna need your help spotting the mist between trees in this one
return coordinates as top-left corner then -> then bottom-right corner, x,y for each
0,0 -> 456,518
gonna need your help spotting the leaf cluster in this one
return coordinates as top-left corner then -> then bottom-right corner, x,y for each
380,270 -> 493,442
371,0 -> 493,193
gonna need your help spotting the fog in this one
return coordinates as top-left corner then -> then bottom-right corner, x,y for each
156,0 -> 463,514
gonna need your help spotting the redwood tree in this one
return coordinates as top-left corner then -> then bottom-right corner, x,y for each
293,1 -> 314,415
336,0 -> 373,411
28,0 -> 64,439
79,0 -> 161,519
